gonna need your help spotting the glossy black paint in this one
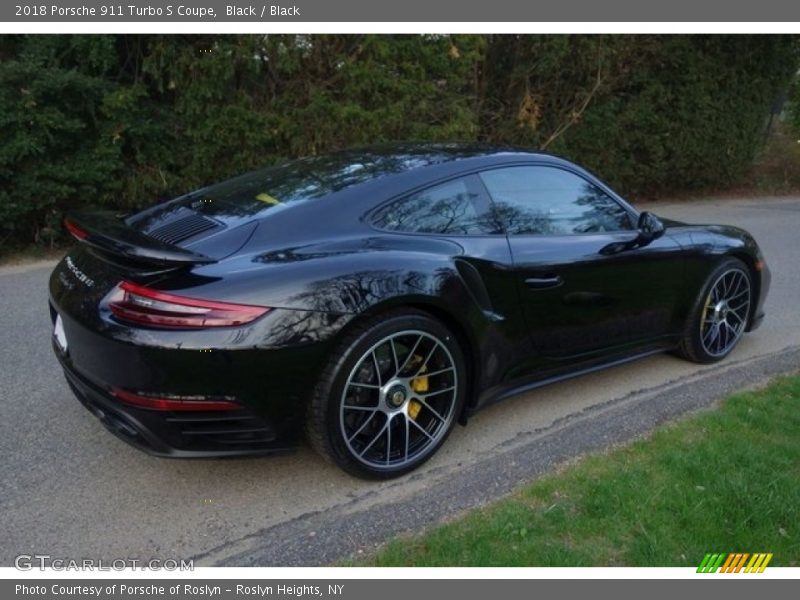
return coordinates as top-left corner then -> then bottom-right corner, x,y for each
49,145 -> 770,457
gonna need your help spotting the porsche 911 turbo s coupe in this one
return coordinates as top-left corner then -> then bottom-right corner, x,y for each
49,144 -> 770,478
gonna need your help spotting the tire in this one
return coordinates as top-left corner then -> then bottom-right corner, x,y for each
306,309 -> 466,479
677,257 -> 752,364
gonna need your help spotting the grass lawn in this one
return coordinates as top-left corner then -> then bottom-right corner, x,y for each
362,374 -> 800,567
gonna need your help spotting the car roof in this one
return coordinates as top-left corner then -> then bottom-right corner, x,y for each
283,143 -> 575,198
307,143 -> 565,175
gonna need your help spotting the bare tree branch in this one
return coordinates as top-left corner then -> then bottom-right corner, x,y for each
540,60 -> 604,150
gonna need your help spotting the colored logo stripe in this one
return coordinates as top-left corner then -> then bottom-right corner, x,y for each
697,553 -> 725,572
746,553 -> 773,573
697,553 -> 772,573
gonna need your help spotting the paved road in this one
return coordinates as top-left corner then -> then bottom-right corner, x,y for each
1,196 -> 798,567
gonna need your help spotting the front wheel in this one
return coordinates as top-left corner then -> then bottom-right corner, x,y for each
306,310 -> 466,479
677,258 -> 752,364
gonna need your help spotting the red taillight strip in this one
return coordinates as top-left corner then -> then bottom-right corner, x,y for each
64,218 -> 89,240
118,281 -> 265,314
109,281 -> 270,328
111,387 -> 240,412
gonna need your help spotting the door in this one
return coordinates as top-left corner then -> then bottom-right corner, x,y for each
478,165 -> 686,370
369,173 -> 535,386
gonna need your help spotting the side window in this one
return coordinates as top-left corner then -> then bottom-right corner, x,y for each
479,166 -> 633,235
371,175 -> 499,235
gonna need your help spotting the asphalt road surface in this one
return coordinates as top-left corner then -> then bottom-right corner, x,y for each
1,196 -> 799,567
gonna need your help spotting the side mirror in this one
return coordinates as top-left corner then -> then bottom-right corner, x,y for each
637,211 -> 665,242
599,211 -> 666,255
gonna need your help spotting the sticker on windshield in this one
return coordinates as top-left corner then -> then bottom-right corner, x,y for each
255,192 -> 281,205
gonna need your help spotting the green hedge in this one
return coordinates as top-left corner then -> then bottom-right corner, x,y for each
0,34 -> 797,247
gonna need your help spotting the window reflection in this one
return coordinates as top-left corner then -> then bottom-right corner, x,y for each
479,166 -> 632,235
372,177 -> 496,235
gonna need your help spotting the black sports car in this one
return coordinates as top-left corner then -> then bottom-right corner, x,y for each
49,145 -> 770,478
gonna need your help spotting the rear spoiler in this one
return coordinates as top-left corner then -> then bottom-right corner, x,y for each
64,210 -> 216,267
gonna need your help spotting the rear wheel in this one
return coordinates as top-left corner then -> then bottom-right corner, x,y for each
677,258 -> 752,364
306,310 -> 465,479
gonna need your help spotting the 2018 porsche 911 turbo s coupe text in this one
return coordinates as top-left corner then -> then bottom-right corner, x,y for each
49,145 -> 770,478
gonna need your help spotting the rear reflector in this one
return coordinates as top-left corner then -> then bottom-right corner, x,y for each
108,281 -> 270,329
64,218 -> 89,240
112,387 -> 240,412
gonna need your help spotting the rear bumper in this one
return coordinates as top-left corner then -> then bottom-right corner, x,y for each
58,348 -> 295,458
48,258 -> 353,456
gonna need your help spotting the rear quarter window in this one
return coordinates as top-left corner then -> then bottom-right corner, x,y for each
371,175 -> 499,235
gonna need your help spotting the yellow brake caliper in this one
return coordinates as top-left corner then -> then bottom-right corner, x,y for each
702,293 -> 713,333
408,361 -> 428,420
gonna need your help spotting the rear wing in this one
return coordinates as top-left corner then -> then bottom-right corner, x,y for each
64,210 -> 216,267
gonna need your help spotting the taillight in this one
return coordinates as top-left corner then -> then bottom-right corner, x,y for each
64,218 -> 89,240
108,281 -> 270,329
112,387 -> 240,411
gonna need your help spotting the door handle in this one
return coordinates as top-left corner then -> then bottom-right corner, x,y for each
525,275 -> 563,289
